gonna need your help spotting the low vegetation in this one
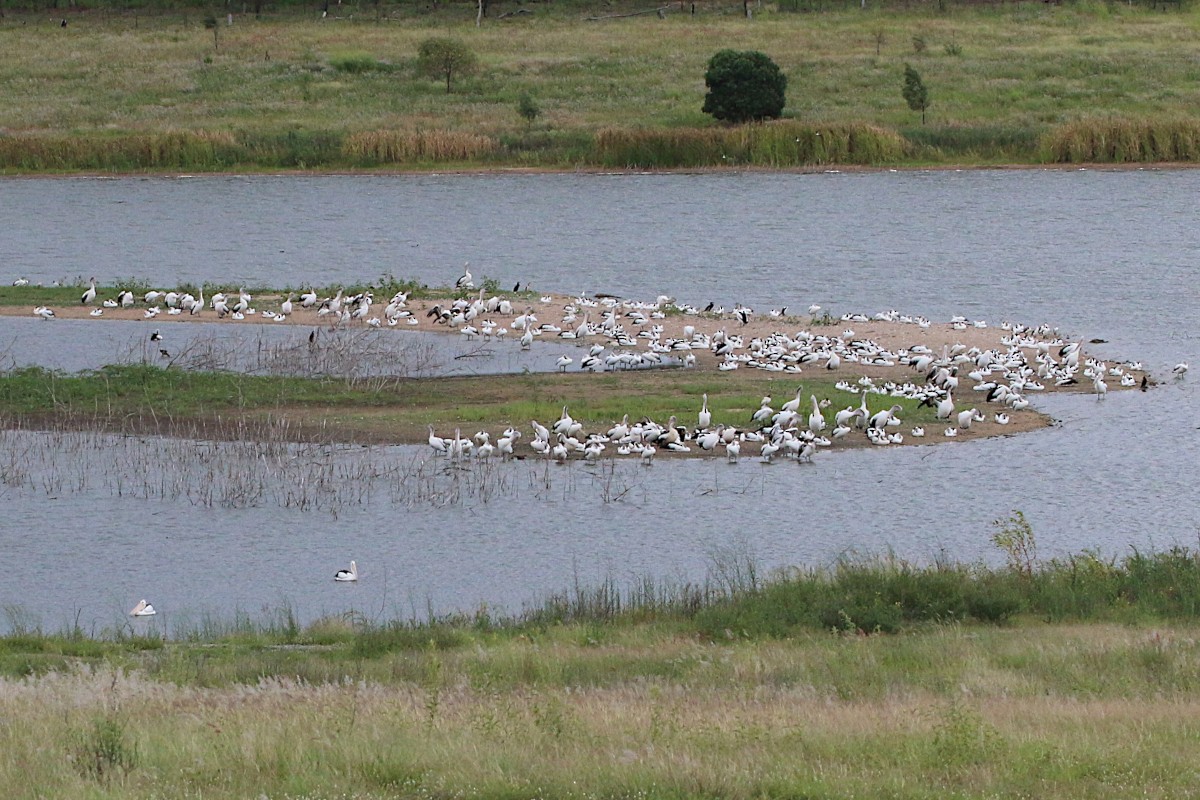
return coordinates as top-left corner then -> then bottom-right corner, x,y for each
2,3 -> 1200,171
7,543 -> 1200,798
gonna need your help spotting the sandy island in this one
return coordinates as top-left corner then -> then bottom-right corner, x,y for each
3,288 -> 1150,451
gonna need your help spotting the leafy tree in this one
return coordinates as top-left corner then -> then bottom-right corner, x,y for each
701,50 -> 787,124
517,92 -> 541,128
417,37 -> 478,94
902,63 -> 930,124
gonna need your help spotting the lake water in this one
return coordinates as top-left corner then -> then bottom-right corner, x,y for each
1,169 -> 1197,634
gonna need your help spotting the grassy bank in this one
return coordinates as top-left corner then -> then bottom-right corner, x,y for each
2,3 -> 1200,171
8,547 -> 1200,797
0,361 -> 956,445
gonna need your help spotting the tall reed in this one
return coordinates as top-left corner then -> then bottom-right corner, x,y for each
343,129 -> 498,164
1041,117 -> 1200,163
0,131 -> 238,171
591,121 -> 905,169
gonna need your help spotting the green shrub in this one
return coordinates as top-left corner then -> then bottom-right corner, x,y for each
701,49 -> 787,124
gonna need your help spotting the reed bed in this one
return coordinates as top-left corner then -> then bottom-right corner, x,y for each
0,131 -> 239,171
593,121 -> 906,168
1041,116 -> 1200,163
343,129 -> 499,164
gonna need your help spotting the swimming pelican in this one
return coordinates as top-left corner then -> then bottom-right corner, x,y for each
130,599 -> 156,616
335,561 -> 359,582
427,425 -> 448,454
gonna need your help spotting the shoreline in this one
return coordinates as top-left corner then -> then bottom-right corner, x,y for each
2,160 -> 1198,181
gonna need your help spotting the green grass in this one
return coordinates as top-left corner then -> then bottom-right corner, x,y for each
2,3 -> 1200,170
0,362 -> 950,446
8,548 -> 1200,797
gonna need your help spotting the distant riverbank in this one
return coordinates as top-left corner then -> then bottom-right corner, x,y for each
3,4 -> 1200,173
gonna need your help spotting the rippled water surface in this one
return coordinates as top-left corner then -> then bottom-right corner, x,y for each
2,170 -> 1198,633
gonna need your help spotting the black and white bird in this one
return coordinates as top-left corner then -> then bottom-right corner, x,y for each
455,263 -> 474,290
335,561 -> 359,582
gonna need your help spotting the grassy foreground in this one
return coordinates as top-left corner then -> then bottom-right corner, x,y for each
3,3 -> 1200,170
8,547 -> 1200,798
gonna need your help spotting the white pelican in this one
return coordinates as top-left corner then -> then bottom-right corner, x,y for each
869,404 -> 903,430
427,425 -> 448,454
726,438 -> 740,463
130,599 -> 157,616
1173,362 -> 1189,377
807,395 -> 826,433
936,393 -> 955,420
911,426 -> 925,437
698,393 -> 712,430
335,561 -> 359,582
81,278 -> 97,305
995,413 -> 1010,425
555,354 -> 573,372
456,263 -> 474,290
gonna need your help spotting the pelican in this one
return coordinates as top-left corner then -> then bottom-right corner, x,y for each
456,262 -> 474,290
869,404 -> 903,430
726,438 -> 740,463
281,293 -> 294,316
80,278 -> 97,305
911,426 -> 925,437
781,387 -> 804,415
698,393 -> 712,430
335,561 -> 358,582
130,599 -> 156,616
427,425 -> 448,454
807,395 -> 826,433
1173,362 -> 1189,378
936,393 -> 955,420
995,413 -> 1010,425
555,354 -> 573,372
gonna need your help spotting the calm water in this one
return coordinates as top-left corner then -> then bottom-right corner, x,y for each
1,170 -> 1197,634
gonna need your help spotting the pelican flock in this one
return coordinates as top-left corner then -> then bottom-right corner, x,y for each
11,271 -> 1165,465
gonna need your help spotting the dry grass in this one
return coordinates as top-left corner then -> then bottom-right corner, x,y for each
6,624 -> 1200,798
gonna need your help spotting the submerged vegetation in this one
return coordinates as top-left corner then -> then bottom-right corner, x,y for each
2,3 -> 1200,171
8,544 -> 1200,797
